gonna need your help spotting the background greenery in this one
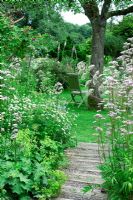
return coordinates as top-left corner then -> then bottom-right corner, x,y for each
0,2 -> 133,199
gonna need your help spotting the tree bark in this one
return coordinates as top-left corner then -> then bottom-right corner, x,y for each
87,18 -> 106,109
91,18 -> 106,75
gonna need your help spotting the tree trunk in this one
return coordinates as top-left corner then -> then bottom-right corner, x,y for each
88,18 -> 106,109
91,19 -> 106,74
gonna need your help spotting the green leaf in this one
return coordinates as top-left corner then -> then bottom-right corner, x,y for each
0,175 -> 6,188
18,173 -> 29,184
82,185 -> 93,193
20,195 -> 31,200
12,183 -> 23,195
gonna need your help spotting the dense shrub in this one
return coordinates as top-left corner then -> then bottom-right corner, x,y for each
0,84 -> 73,199
104,32 -> 124,58
0,14 -> 75,199
0,129 -> 66,199
77,38 -> 91,61
31,58 -> 57,92
112,16 -> 133,41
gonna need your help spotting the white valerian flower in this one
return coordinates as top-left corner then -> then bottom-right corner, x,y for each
54,82 -> 63,94
96,127 -> 103,132
77,61 -> 86,75
77,61 -> 86,69
0,128 -> 5,132
109,111 -> 117,118
109,61 -> 119,67
89,65 -> 95,72
98,84 -> 104,94
11,132 -> 18,139
95,114 -> 103,118
93,71 -> 100,85
87,88 -> 94,96
85,80 -> 92,88
124,120 -> 133,125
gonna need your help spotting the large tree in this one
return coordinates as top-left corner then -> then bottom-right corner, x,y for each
1,0 -> 133,107
60,0 -> 133,106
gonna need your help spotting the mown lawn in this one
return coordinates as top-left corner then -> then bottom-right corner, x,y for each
60,90 -> 107,143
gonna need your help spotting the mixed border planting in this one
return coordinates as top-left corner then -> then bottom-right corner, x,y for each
0,14 -> 75,199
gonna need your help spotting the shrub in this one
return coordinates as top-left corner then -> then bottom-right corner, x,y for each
112,16 -> 133,41
0,90 -> 74,199
0,92 -> 74,199
31,57 -> 57,92
0,129 -> 66,199
95,38 -> 133,200
77,38 -> 92,61
0,14 -> 75,199
104,32 -> 124,58
23,94 -> 75,146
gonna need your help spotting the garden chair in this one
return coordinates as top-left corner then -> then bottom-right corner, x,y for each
64,73 -> 88,107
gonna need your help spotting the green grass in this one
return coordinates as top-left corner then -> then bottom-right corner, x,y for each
60,90 -> 107,143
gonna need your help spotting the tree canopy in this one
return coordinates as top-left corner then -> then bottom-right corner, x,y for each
1,0 -> 133,106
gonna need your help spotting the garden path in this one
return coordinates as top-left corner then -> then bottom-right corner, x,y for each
55,142 -> 107,200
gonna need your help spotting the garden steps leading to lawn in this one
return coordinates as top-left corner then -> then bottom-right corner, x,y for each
54,142 -> 107,200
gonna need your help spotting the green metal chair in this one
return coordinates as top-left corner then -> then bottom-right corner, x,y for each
64,73 -> 88,107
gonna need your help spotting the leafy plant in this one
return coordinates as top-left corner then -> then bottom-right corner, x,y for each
95,38 -> 133,200
0,129 -> 66,199
0,13 -> 75,199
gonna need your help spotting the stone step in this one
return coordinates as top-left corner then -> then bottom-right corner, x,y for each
66,147 -> 108,155
55,198 -> 74,200
66,155 -> 100,162
66,151 -> 99,156
76,143 -> 108,151
65,168 -> 100,175
64,178 -> 103,187
77,143 -> 99,149
66,149 -> 100,154
70,158 -> 101,165
63,180 -> 97,189
68,162 -> 101,171
66,149 -> 108,158
59,185 -> 106,200
68,173 -> 103,185
66,151 -> 100,156
66,160 -> 100,170
59,186 -> 92,199
78,143 -> 99,146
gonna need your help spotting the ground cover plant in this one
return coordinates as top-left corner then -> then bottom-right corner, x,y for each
96,38 -> 133,200
0,13 -> 75,199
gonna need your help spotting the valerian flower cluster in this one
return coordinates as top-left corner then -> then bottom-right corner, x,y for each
95,38 -> 133,199
77,61 -> 90,83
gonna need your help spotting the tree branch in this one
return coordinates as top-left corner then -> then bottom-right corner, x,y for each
12,16 -> 25,24
10,16 -> 25,25
82,0 -> 99,20
107,5 -> 133,19
101,0 -> 112,19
